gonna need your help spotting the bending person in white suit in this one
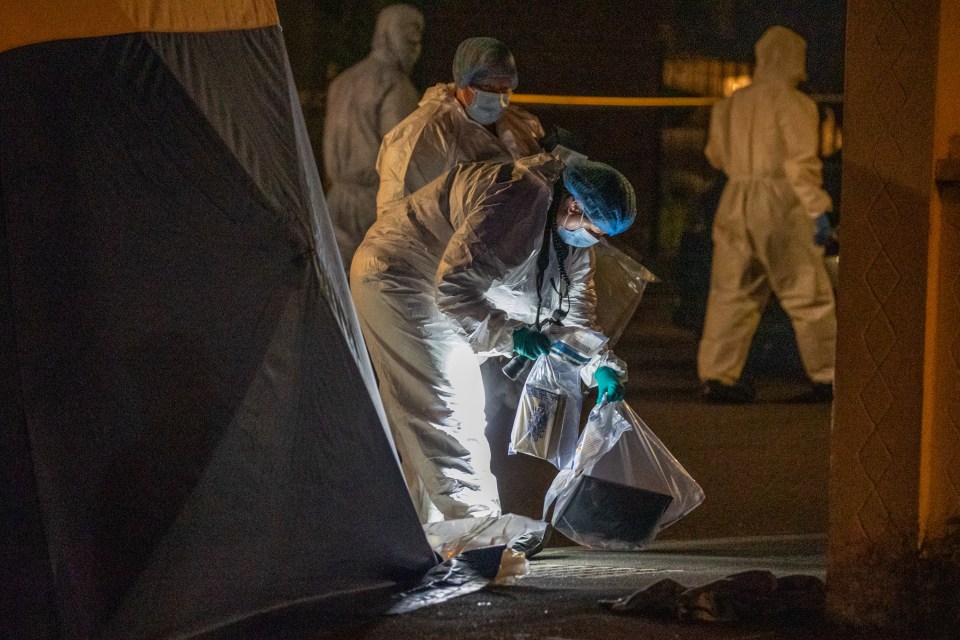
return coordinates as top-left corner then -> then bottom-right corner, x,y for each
352,155 -> 635,521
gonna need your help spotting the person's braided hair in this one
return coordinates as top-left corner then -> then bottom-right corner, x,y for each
534,181 -> 572,327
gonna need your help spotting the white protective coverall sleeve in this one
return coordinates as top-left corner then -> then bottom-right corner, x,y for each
779,93 -> 832,218
561,244 -> 628,385
704,99 -> 729,172
375,83 -> 544,214
435,160 -> 559,356
379,80 -> 421,137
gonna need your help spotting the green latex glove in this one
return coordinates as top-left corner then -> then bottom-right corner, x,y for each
594,366 -> 624,403
512,327 -> 552,360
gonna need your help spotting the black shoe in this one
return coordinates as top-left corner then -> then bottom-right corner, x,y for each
510,525 -> 552,559
807,382 -> 834,402
701,379 -> 755,404
788,381 -> 834,403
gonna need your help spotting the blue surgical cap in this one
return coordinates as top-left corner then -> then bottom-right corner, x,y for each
562,159 -> 637,236
452,37 -> 518,89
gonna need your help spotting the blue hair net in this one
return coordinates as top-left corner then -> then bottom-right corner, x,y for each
562,159 -> 637,236
452,37 -> 518,88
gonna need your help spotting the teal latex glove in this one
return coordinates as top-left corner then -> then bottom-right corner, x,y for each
512,327 -> 552,360
594,366 -> 624,403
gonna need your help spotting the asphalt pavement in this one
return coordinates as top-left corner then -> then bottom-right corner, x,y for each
271,537 -> 834,640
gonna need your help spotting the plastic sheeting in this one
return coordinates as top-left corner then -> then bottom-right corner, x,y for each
387,545 -> 510,615
592,241 -> 657,347
545,402 -> 704,550
0,23 -> 435,640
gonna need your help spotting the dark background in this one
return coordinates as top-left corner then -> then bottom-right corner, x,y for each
278,0 -> 845,262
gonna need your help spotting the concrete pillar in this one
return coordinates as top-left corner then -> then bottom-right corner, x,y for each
828,0 -> 960,634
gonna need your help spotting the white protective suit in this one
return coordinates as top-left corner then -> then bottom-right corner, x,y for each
351,153 -> 626,521
375,82 -> 544,214
323,4 -> 423,269
698,26 -> 836,385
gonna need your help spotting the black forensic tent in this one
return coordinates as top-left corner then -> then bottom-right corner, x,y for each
0,2 -> 436,638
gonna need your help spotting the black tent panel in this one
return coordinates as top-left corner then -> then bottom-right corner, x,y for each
0,188 -> 60,640
0,27 -> 433,640
146,28 -> 371,369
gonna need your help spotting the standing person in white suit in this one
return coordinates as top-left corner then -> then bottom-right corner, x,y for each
698,26 -> 836,404
322,4 -> 424,271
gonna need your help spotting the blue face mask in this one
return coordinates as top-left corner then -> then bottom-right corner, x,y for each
557,225 -> 599,247
466,89 -> 508,125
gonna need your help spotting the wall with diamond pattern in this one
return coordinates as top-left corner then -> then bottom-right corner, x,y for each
828,0 -> 960,632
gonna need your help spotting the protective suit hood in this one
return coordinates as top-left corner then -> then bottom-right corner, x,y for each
371,3 -> 424,73
753,26 -> 807,86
